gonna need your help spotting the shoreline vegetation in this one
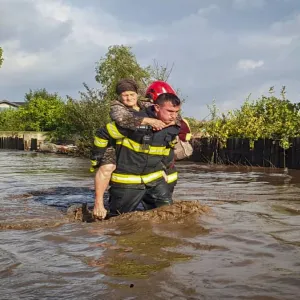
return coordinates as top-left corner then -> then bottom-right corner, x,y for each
1,45 -> 300,158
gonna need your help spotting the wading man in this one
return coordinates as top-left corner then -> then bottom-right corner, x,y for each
91,93 -> 181,218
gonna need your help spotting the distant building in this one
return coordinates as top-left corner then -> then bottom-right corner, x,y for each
0,100 -> 24,111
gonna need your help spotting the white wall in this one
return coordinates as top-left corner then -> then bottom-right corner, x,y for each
0,103 -> 17,110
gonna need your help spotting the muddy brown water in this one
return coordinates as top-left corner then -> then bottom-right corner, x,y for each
0,150 -> 300,300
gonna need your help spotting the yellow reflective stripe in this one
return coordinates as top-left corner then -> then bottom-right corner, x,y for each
182,118 -> 192,141
186,133 -> 192,141
111,173 -> 142,184
116,138 -> 170,156
167,172 -> 178,183
111,170 -> 164,184
90,160 -> 97,166
142,171 -> 164,183
94,136 -> 108,148
90,160 -> 98,172
106,122 -> 125,139
169,138 -> 178,147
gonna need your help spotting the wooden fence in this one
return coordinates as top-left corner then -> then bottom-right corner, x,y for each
2,135 -> 300,170
190,137 -> 300,169
0,137 -> 38,151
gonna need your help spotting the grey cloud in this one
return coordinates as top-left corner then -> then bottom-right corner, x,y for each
0,42 -> 105,97
0,0 -> 73,52
133,5 -> 300,117
0,0 -> 300,119
69,0 -> 209,25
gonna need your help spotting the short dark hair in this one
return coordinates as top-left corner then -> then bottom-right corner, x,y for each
155,93 -> 181,107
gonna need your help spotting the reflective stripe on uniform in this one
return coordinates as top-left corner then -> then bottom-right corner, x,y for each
94,136 -> 108,148
167,172 -> 178,183
90,159 -> 98,166
185,133 -> 192,141
89,160 -> 98,173
106,122 -> 125,139
116,138 -> 170,156
111,170 -> 164,184
182,118 -> 192,141
169,137 -> 178,148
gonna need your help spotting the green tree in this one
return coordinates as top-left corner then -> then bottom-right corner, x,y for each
149,59 -> 174,82
146,59 -> 188,102
95,45 -> 151,101
0,88 -> 66,133
0,47 -> 3,68
64,83 -> 111,156
0,108 -> 24,131
184,117 -> 207,135
19,88 -> 66,131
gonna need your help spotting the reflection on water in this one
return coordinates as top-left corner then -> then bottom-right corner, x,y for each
0,150 -> 300,299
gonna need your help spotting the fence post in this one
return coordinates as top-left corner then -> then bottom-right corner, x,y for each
30,138 -> 37,151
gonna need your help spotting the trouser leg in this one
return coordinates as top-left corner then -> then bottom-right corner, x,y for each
168,180 -> 177,196
108,186 -> 145,216
142,179 -> 173,210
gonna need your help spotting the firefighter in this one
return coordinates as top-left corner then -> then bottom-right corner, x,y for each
145,81 -> 193,194
92,78 -> 168,220
91,93 -> 181,217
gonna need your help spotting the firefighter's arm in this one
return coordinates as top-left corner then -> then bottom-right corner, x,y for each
161,151 -> 175,171
110,101 -> 166,131
160,134 -> 177,170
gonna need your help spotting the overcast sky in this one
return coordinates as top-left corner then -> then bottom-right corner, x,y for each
0,0 -> 299,119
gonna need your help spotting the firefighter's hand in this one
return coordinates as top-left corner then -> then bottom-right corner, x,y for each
144,118 -> 166,131
93,204 -> 107,220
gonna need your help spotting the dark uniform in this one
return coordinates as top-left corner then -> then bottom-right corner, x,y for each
90,100 -> 189,193
91,108 -> 180,216
91,99 -> 152,168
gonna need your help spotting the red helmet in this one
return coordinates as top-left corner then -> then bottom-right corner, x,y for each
145,81 -> 177,101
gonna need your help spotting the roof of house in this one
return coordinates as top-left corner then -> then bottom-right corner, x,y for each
11,102 -> 25,106
0,100 -> 25,107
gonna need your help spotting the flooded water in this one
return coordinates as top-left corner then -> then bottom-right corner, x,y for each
1,150 -> 300,300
